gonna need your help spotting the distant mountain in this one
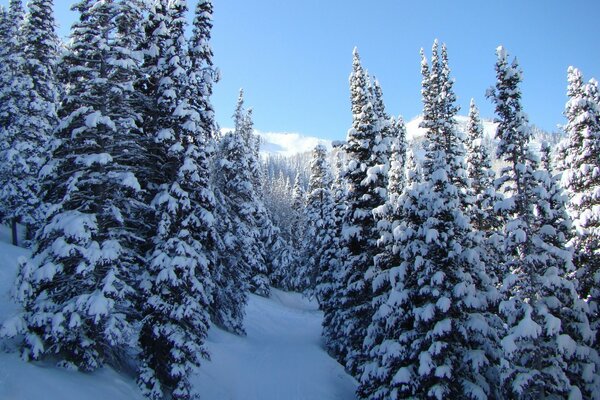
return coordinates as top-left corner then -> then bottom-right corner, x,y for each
224,115 -> 561,158
220,127 -> 332,157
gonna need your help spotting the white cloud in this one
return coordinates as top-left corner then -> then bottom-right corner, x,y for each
220,127 -> 332,157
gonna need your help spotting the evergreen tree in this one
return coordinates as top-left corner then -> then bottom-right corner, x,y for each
137,2 -> 214,398
539,142 -> 600,398
0,0 -> 60,244
188,0 -> 218,140
562,67 -> 600,352
211,124 -> 256,334
488,47 -> 596,399
465,99 -> 497,232
465,99 -> 504,284
321,149 -> 348,362
359,42 -> 499,400
297,144 -> 334,296
335,48 -> 389,376
289,171 -> 306,289
10,0 -> 150,371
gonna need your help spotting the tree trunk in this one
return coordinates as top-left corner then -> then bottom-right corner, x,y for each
11,217 -> 18,247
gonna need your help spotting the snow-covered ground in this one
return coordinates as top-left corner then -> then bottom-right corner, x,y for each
0,225 -> 356,400
194,289 -> 357,400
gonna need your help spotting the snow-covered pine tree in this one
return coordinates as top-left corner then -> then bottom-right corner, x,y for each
359,42 -> 500,400
488,47 -> 596,399
464,98 -> 505,284
387,117 -> 408,207
239,105 -> 271,297
321,149 -> 348,363
0,0 -> 59,244
188,0 -> 218,140
296,144 -> 334,297
335,48 -> 389,377
211,91 -> 275,333
370,78 -> 392,185
8,0 -> 151,371
539,142 -> 600,399
465,99 -> 496,232
211,130 -> 252,334
359,115 -> 408,399
137,2 -> 214,398
562,67 -> 600,352
0,5 -> 11,225
288,171 -> 306,289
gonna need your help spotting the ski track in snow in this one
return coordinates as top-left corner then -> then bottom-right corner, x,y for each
0,225 -> 357,400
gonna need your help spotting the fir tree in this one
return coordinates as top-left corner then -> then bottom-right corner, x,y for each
335,48 -> 389,376
188,0 -> 218,140
359,42 -> 499,400
137,2 -> 214,398
0,0 -> 60,244
321,149 -> 348,363
297,144 -> 334,297
9,0 -> 151,371
562,67 -> 600,353
289,171 -> 306,290
488,47 -> 596,399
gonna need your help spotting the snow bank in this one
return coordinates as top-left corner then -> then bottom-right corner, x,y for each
0,231 -> 356,400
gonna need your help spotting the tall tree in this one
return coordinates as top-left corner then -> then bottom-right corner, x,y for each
359,41 -> 499,400
335,48 -> 389,376
0,0 -> 60,244
321,149 -> 348,362
464,99 -> 504,284
562,67 -> 600,351
10,0 -> 150,371
488,47 -> 596,399
137,2 -> 214,398
297,144 -> 334,296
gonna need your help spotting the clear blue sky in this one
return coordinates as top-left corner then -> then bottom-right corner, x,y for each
4,0 -> 600,140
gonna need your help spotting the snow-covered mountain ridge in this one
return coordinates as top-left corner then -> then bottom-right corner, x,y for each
255,115 -> 558,157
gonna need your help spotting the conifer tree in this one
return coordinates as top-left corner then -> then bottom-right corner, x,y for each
465,99 -> 496,231
0,0 -> 60,243
488,47 -> 596,399
321,150 -> 348,362
465,99 -> 504,283
289,171 -> 306,289
335,48 -> 389,376
9,0 -> 151,371
359,42 -> 499,400
562,67 -> 600,351
188,0 -> 218,140
297,144 -> 334,296
137,2 -> 214,398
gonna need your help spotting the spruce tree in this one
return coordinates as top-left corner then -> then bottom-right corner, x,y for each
10,0 -> 150,371
289,171 -> 306,289
321,149 -> 348,362
297,144 -> 334,297
489,47 -> 596,399
562,67 -> 600,352
464,99 -> 504,284
335,48 -> 389,376
360,42 -> 499,400
0,0 -> 59,244
137,2 -> 214,398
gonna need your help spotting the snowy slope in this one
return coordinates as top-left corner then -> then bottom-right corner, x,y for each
0,226 -> 356,400
194,289 -> 357,400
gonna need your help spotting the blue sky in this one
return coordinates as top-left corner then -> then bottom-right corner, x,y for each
4,0 -> 600,140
